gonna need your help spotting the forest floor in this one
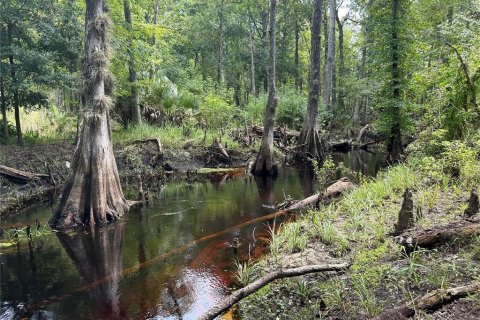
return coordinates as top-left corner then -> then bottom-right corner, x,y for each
237,159 -> 480,319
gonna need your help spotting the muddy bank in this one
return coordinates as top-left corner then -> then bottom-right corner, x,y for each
0,140 -> 253,217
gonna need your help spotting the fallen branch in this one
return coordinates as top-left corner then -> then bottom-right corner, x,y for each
0,165 -> 49,182
289,177 -> 355,210
372,282 -> 480,320
199,262 -> 350,320
396,220 -> 480,250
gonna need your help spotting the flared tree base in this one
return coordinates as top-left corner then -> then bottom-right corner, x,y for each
50,109 -> 130,230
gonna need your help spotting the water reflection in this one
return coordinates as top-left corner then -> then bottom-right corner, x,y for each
1,154 -> 384,319
331,149 -> 385,178
57,224 -> 125,319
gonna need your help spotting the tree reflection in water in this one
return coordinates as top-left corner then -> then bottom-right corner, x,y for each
57,223 -> 125,319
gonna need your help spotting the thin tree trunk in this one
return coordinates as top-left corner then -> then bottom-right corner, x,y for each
217,0 -> 225,85
149,0 -> 160,80
387,0 -> 403,162
124,0 -> 141,124
323,0 -> 336,111
336,11 -> 345,112
7,22 -> 22,146
354,0 -> 373,126
0,76 -> 8,138
248,13 -> 256,97
294,15 -> 300,91
261,10 -> 269,92
253,0 -> 278,177
297,0 -> 324,162
51,0 -> 130,230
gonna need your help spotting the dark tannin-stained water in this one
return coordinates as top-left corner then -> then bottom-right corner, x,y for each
0,150 -> 384,320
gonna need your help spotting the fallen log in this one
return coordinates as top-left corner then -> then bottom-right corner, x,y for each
199,262 -> 350,320
289,177 -> 355,210
372,282 -> 480,320
396,220 -> 480,250
0,165 -> 49,182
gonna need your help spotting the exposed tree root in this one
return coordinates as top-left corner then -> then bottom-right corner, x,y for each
199,262 -> 350,320
372,282 -> 480,320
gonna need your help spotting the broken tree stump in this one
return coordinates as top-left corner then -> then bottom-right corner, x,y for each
464,188 -> 479,218
395,188 -> 414,233
372,282 -> 480,320
0,165 -> 49,182
396,220 -> 480,250
199,262 -> 350,320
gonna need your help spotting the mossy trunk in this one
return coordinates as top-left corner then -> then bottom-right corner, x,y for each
253,0 -> 278,177
50,0 -> 129,230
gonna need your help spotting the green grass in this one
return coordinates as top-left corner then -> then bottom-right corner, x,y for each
112,122 -> 242,150
242,153 -> 480,318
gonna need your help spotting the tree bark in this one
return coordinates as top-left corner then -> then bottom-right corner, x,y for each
252,0 -> 278,177
297,0 -> 324,162
199,262 -> 350,320
248,13 -> 257,97
323,0 -> 335,111
50,0 -> 130,230
0,76 -> 7,138
387,0 -> 404,162
123,0 -> 141,124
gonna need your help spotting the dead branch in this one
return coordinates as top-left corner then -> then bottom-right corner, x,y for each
0,165 -> 49,182
289,177 -> 355,210
199,262 -> 350,320
396,220 -> 480,250
372,282 -> 480,320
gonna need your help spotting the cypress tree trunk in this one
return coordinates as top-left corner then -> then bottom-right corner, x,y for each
50,0 -> 130,230
387,0 -> 403,162
323,0 -> 336,111
124,0 -> 141,124
253,0 -> 278,177
1,76 -> 8,138
297,0 -> 324,162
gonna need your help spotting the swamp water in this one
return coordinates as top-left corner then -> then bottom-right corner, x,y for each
0,150 -> 383,320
